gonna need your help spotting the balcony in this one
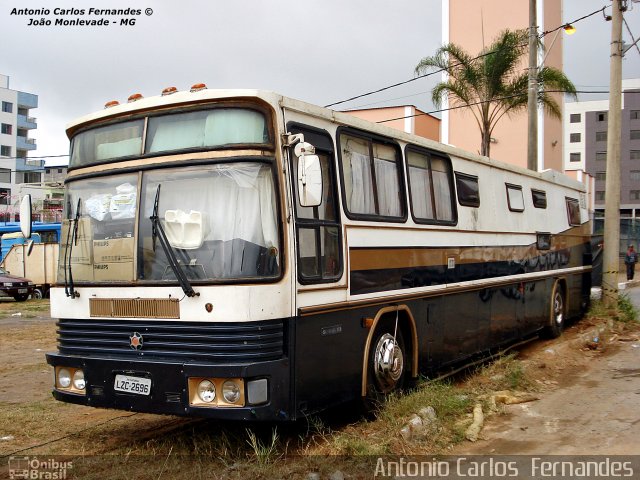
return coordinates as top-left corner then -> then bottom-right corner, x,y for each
17,91 -> 38,109
16,135 -> 36,151
25,158 -> 44,167
17,114 -> 37,130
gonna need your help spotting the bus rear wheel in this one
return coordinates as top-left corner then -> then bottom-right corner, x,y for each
363,321 -> 407,412
542,282 -> 565,338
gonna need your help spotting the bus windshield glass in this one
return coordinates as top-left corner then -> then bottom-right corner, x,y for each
69,108 -> 270,168
60,162 -> 280,283
139,162 -> 279,282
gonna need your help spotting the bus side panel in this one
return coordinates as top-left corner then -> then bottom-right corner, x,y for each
293,310 -> 376,416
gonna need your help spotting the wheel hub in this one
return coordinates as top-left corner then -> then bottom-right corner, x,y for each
554,292 -> 564,325
373,333 -> 404,393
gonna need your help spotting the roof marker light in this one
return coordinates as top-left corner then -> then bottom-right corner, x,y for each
127,93 -> 144,103
161,86 -> 178,96
104,100 -> 120,109
190,83 -> 207,92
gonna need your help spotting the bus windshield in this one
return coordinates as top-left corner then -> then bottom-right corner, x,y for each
69,108 -> 270,168
61,162 -> 280,283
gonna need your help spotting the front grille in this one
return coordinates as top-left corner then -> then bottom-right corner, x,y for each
90,298 -> 180,319
57,318 -> 285,363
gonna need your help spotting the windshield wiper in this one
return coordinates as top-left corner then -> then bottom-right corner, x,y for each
149,184 -> 198,297
65,198 -> 81,298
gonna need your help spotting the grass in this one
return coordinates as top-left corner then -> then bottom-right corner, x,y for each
0,298 -> 50,317
617,294 -> 638,323
313,363 -> 534,457
589,294 -> 639,324
246,428 -> 280,465
4,297 -> 604,477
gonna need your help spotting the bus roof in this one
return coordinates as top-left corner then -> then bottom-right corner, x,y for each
67,88 -> 584,192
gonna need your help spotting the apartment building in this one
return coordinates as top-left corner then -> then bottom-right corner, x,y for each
564,79 -> 640,217
0,74 -> 41,219
442,0 -> 564,171
344,105 -> 440,141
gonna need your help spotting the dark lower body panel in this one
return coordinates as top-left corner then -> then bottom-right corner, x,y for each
46,353 -> 292,421
46,273 -> 589,421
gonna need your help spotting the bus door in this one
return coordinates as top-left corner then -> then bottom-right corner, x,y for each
286,124 -> 343,288
286,123 -> 349,413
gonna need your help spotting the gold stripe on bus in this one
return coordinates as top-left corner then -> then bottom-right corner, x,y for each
350,232 -> 591,272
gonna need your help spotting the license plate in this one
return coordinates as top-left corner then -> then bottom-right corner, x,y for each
114,374 -> 151,395
18,288 -> 27,294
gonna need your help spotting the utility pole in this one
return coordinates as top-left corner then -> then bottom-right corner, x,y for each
602,0 -> 624,307
527,0 -> 538,171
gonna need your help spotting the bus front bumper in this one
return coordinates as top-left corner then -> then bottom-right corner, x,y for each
46,353 -> 292,421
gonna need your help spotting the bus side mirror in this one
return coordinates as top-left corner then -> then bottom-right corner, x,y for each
295,142 -> 323,207
20,195 -> 32,239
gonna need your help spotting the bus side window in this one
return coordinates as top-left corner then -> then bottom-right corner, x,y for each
406,148 -> 456,224
339,133 -> 404,220
288,125 -> 343,284
455,172 -> 480,207
566,197 -> 581,226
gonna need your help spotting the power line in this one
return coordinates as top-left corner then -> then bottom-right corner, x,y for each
374,89 -> 632,124
622,16 -> 640,55
324,46 -> 506,109
323,5 -> 608,109
539,6 -> 605,37
0,153 -> 68,161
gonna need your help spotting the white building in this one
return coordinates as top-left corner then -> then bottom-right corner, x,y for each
0,74 -> 41,220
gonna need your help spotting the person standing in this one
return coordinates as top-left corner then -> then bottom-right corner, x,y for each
625,244 -> 638,281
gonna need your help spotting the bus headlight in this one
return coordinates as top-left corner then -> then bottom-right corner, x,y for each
57,368 -> 71,388
222,380 -> 241,404
197,380 -> 216,403
73,370 -> 86,390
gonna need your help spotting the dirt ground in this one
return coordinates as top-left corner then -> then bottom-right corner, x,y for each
1,292 -> 639,466
453,292 -> 640,455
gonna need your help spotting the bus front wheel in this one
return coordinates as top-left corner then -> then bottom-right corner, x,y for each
364,321 -> 407,411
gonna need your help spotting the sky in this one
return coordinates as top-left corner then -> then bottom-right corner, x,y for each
1,0 -> 639,165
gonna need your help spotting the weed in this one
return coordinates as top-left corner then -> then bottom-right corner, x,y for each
617,294 -> 638,323
588,295 -> 639,324
332,432 -> 389,455
246,428 -> 280,465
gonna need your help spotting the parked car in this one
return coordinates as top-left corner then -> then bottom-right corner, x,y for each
0,267 -> 34,301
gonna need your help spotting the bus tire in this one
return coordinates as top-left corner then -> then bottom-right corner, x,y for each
363,320 -> 407,412
32,288 -> 43,299
542,282 -> 565,338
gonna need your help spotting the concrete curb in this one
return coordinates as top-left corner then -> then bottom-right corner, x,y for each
618,279 -> 640,290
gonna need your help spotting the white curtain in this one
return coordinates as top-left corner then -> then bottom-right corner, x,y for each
148,164 -> 278,248
147,110 -> 266,153
409,165 -> 434,219
204,110 -> 265,145
147,115 -> 205,153
374,158 -> 401,216
347,151 -> 375,214
431,157 -> 454,221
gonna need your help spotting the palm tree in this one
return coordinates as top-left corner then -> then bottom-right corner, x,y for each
415,29 -> 577,158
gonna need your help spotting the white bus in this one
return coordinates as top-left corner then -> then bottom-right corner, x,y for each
42,87 -> 592,420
